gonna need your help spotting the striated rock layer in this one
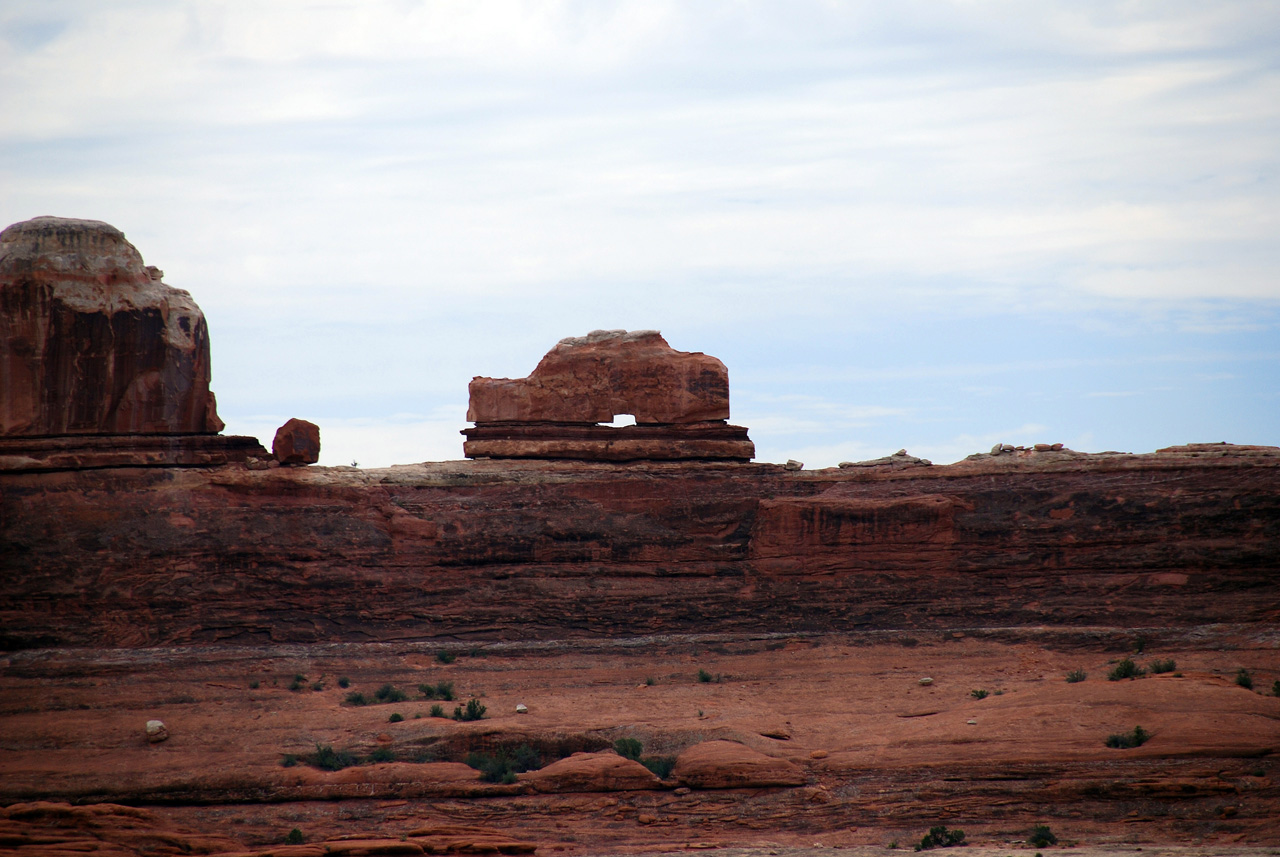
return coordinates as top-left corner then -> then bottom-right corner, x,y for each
1,443 -> 1277,649
0,217 -> 223,437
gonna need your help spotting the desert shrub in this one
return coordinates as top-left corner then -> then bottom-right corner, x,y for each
469,647 -> 486,658
917,825 -> 964,850
466,745 -> 540,783
645,676 -> 656,686
310,681 -> 324,691
338,676 -> 350,688
1029,824 -> 1057,847
970,689 -> 988,700
1236,669 -> 1253,690
345,691 -> 369,706
614,737 -> 643,760
375,684 -> 408,703
697,668 -> 713,683
1272,680 -> 1280,697
368,746 -> 395,763
285,829 -> 304,845
1149,659 -> 1176,674
1065,669 -> 1087,683
641,756 -> 676,778
436,651 -> 456,664
1108,658 -> 1144,681
1132,636 -> 1146,654
388,712 -> 404,723
1105,725 -> 1150,749
454,698 -> 486,721
419,681 -> 454,701
311,743 -> 357,771
429,703 -> 445,718
280,754 -> 298,767
289,674 -> 307,692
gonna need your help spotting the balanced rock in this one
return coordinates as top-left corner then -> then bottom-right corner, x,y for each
273,418 -> 321,465
0,217 -> 223,436
468,329 -> 729,424
463,330 -> 754,461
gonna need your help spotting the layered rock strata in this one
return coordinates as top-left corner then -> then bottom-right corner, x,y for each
464,330 -> 754,461
2,443 -> 1277,649
0,217 -> 266,470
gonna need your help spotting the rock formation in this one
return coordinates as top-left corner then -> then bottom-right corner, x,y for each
273,418 -> 321,465
0,217 -> 266,470
463,330 -> 754,461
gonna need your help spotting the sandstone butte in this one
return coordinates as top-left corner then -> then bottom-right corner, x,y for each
1,217 -> 1279,857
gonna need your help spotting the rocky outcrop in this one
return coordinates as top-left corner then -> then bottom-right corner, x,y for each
2,444 -> 1278,648
523,752 -> 662,792
464,330 -> 754,461
674,741 -> 806,789
0,217 -> 267,471
0,217 -> 222,437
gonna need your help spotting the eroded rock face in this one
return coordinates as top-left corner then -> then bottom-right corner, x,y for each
468,330 -> 729,425
0,216 -> 223,437
674,740 -> 805,789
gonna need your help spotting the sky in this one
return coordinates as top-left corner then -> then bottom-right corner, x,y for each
2,1 -> 1278,467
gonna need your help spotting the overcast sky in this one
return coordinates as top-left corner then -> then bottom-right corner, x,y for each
2,1 -> 1277,467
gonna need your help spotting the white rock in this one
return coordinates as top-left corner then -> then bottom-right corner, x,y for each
145,719 -> 169,743
918,677 -> 934,686
515,703 -> 528,714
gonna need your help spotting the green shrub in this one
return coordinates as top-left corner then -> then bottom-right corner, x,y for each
285,828 -> 304,845
249,679 -> 260,689
917,825 -> 964,850
289,674 -> 307,692
466,745 -> 540,783
368,746 -> 395,763
310,681 -> 324,691
645,676 -> 656,686
280,753 -> 298,767
436,651 -> 456,664
1105,725 -> 1150,749
641,756 -> 676,778
375,684 -> 408,703
1108,658 -> 1144,681
311,743 -> 357,771
1149,659 -> 1176,674
1272,679 -> 1280,697
697,668 -> 713,683
1029,824 -> 1057,847
429,703 -> 445,718
388,712 -> 404,723
970,689 -> 988,700
454,698 -> 486,721
1065,669 -> 1087,683
345,691 -> 369,706
1236,668 -> 1253,690
614,737 -> 643,760
338,676 -> 350,688
419,681 -> 455,701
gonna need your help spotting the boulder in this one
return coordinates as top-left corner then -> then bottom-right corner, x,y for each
145,720 -> 169,743
0,217 -> 223,436
523,751 -> 662,792
273,418 -> 321,465
467,330 -> 730,425
673,740 -> 805,789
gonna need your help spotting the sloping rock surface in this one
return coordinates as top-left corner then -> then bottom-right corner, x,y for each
674,740 -> 806,789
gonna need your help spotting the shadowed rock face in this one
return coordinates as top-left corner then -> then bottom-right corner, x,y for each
0,216 -> 223,436
467,330 -> 730,425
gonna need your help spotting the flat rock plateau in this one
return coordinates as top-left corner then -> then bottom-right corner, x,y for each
3,443 -> 1280,857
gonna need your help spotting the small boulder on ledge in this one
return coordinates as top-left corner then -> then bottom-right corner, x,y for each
273,418 -> 320,465
145,719 -> 169,743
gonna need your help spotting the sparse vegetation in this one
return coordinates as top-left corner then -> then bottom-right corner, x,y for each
368,747 -> 395,763
289,674 -> 307,692
1029,824 -> 1057,848
614,737 -> 643,760
466,744 -> 540,783
1149,659 -> 1176,674
388,712 -> 404,723
1272,679 -> 1280,697
429,704 -> 445,718
916,825 -> 964,850
1132,636 -> 1147,654
311,743 -> 358,771
338,676 -> 350,688
1108,658 -> 1145,681
641,756 -> 676,778
310,680 -> 324,691
645,676 -> 656,686
436,651 -> 456,664
418,681 -> 455,701
285,829 -> 304,845
1236,668 -> 1253,690
453,698 -> 486,721
1065,669 -> 1087,683
375,684 -> 408,703
249,679 -> 259,689
970,689 -> 988,699
344,691 -> 369,706
697,668 -> 713,683
1105,725 -> 1150,749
